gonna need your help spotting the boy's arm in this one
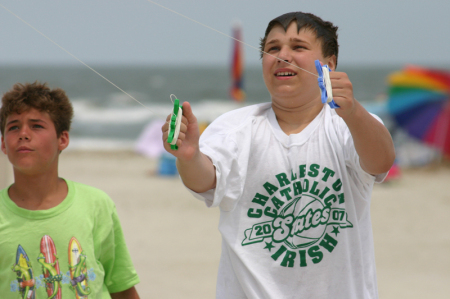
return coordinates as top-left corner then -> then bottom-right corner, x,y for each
162,102 -> 216,193
330,71 -> 396,175
110,286 -> 140,299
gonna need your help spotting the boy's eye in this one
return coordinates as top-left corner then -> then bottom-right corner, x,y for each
33,124 -> 44,129
293,45 -> 306,50
266,46 -> 280,52
7,125 -> 19,131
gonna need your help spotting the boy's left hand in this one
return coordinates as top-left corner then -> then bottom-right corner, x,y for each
329,71 -> 357,119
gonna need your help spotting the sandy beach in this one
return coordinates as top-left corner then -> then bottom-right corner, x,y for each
2,150 -> 450,298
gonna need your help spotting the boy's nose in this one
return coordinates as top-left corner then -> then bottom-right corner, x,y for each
277,47 -> 292,63
18,128 -> 30,140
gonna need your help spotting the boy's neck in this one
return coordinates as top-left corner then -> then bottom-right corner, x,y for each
8,172 -> 68,211
272,99 -> 324,135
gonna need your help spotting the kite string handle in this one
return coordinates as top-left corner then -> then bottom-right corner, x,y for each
167,94 -> 183,150
315,60 -> 340,109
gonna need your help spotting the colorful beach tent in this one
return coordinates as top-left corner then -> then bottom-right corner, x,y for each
230,21 -> 245,102
387,65 -> 450,159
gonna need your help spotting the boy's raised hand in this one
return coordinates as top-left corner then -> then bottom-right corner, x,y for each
162,101 -> 200,161
329,71 -> 357,119
161,101 -> 217,192
328,70 -> 395,175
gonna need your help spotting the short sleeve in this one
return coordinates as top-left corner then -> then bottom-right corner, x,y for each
97,204 -> 140,294
341,113 -> 388,191
188,116 -> 250,211
185,104 -> 270,211
195,132 -> 246,211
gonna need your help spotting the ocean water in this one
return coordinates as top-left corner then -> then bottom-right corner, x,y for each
0,64 -> 399,151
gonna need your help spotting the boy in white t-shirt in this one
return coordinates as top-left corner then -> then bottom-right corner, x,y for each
162,12 -> 395,299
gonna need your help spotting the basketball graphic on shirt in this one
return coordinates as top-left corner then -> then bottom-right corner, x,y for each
279,195 -> 327,249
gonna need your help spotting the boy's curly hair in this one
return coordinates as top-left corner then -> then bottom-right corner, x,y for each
259,12 -> 339,67
0,81 -> 73,137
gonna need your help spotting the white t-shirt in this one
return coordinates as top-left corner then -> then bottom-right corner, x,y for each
191,103 -> 385,299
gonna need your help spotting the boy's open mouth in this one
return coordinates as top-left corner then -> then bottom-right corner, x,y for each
275,71 -> 297,77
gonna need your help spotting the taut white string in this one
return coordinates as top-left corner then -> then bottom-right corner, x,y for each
1,1 -> 320,106
145,0 -> 319,78
0,3 -> 151,110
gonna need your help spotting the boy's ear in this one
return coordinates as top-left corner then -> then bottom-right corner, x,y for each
1,136 -> 6,155
326,55 -> 337,71
58,131 -> 70,152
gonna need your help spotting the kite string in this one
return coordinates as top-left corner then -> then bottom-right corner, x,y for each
0,1 -> 320,109
0,3 -> 150,110
145,0 -> 319,78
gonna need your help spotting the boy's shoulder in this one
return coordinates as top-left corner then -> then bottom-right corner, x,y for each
217,102 -> 271,120
68,179 -> 107,195
201,103 -> 272,141
66,179 -> 114,206
206,102 -> 272,133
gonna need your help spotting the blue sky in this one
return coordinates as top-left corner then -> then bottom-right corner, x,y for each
1,0 -> 449,67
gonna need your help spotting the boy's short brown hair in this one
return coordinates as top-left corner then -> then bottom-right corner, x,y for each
260,12 -> 339,66
0,81 -> 73,137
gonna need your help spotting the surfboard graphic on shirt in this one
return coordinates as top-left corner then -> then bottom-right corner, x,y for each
38,235 -> 62,299
68,236 -> 91,298
12,245 -> 36,299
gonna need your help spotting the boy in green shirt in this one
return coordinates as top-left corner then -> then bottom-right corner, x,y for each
0,81 -> 140,298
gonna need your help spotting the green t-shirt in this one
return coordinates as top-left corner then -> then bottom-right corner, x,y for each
0,179 -> 140,298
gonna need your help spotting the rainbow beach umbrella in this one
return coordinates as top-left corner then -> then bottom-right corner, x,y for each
387,65 -> 450,159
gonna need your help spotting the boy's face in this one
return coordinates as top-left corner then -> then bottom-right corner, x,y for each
262,21 -> 336,108
1,108 -> 69,176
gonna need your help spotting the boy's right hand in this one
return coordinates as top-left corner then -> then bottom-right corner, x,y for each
162,101 -> 217,192
162,101 -> 200,161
